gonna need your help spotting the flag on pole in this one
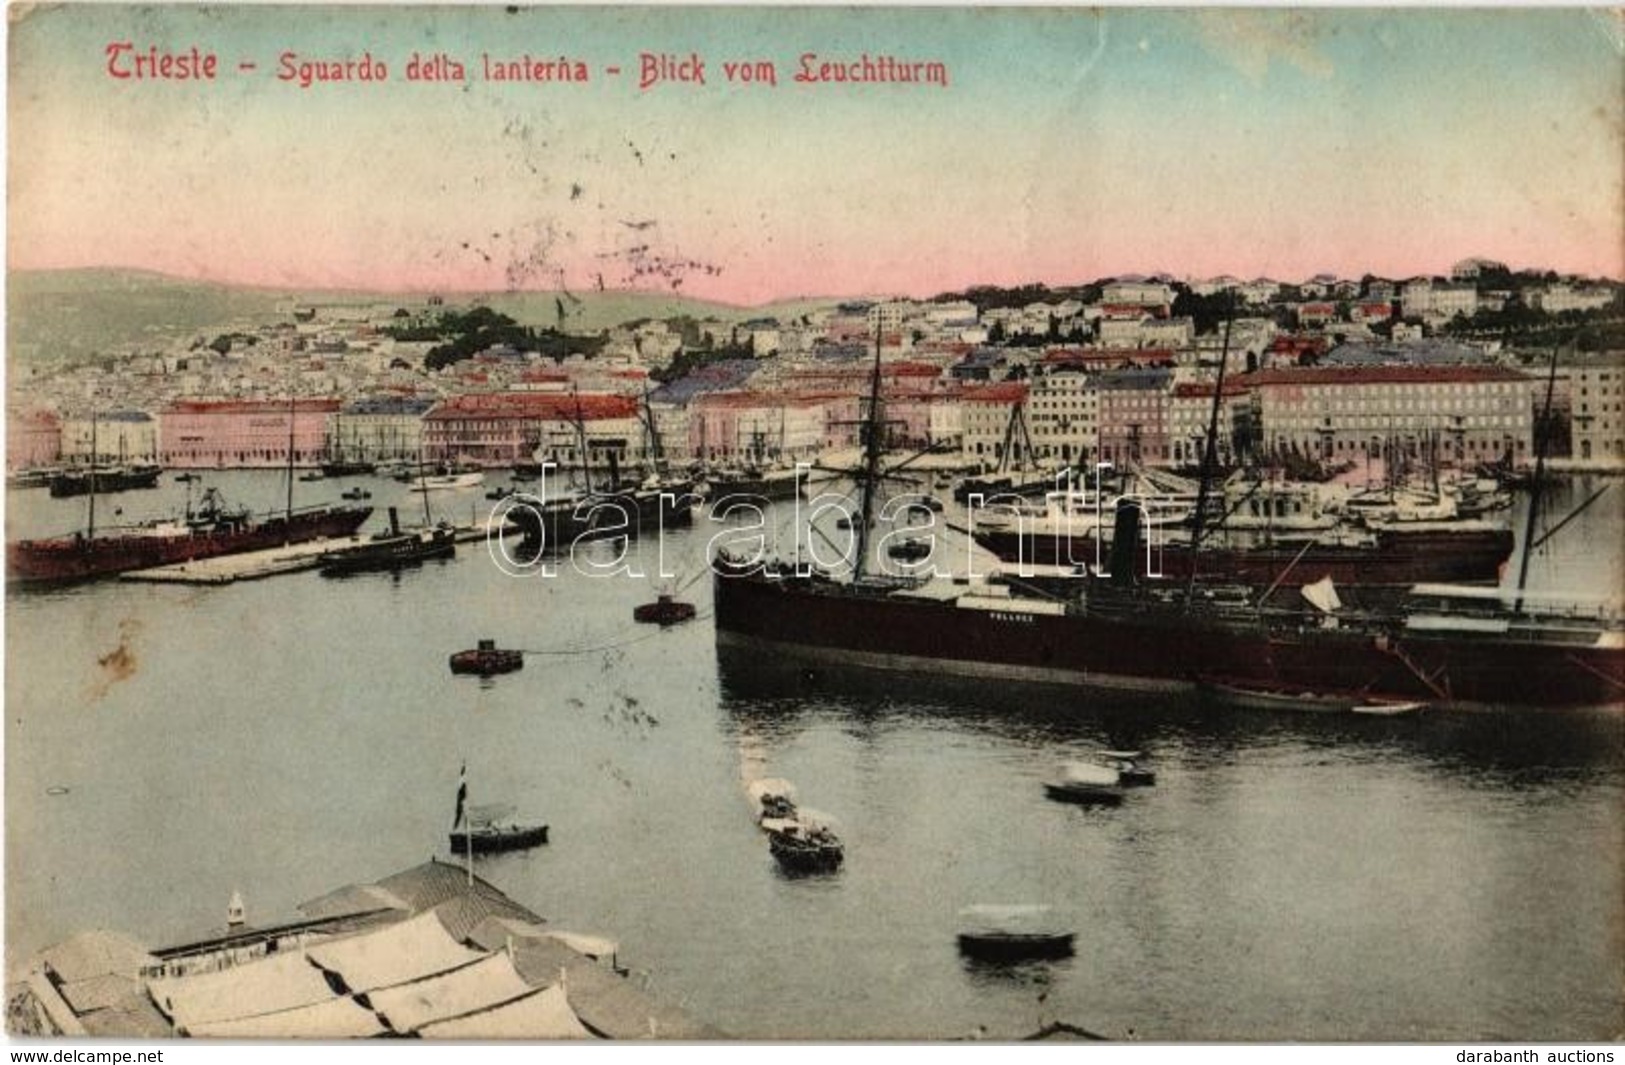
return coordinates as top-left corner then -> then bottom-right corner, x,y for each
452,763 -> 468,831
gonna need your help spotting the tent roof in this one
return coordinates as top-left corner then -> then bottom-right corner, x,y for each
146,949 -> 334,1029
32,930 -> 156,984
187,994 -> 388,1039
367,951 -> 532,1035
307,911 -> 485,994
418,984 -> 596,1041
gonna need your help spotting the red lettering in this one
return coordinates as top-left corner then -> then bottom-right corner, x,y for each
105,41 -> 133,79
104,42 -> 218,81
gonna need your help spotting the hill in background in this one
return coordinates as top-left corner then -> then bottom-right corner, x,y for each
7,268 -> 837,369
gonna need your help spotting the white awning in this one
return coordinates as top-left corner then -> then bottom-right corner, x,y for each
186,994 -> 388,1039
418,984 -> 596,1040
1301,575 -> 1343,615
147,950 -> 334,1029
307,912 -> 486,994
543,932 -> 619,960
367,951 -> 531,1034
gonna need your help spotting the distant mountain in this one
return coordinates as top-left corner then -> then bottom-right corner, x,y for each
5,268 -> 840,368
7,269 -> 287,366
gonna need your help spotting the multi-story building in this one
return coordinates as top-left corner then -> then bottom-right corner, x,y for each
1531,284 -> 1616,314
60,411 -> 159,464
960,382 -> 1030,468
1245,365 -> 1535,466
160,399 -> 341,468
421,392 -> 643,468
1095,368 -> 1172,468
1027,368 -> 1097,466
1167,380 -> 1249,468
7,409 -> 60,471
1563,351 -> 1625,466
1102,279 -> 1174,309
330,396 -> 436,464
686,393 -> 829,463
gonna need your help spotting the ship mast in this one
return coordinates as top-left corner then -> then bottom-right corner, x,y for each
284,392 -> 297,539
86,412 -> 98,541
1185,298 -> 1234,602
853,328 -> 886,582
1513,340 -> 1561,615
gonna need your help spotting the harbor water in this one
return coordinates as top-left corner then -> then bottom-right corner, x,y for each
5,473 -> 1623,1039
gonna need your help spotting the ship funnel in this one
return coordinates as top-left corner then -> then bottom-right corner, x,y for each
1108,498 -> 1141,587
388,507 -> 400,535
227,889 -> 246,928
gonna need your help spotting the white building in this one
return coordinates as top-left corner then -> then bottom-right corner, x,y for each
1028,368 -> 1097,466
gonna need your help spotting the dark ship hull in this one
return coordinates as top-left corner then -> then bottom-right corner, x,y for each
8,505 -> 374,585
450,824 -> 548,855
969,526 -> 1515,587
48,465 -> 162,498
320,459 -> 376,477
317,526 -> 456,575
506,481 -> 698,550
711,561 -> 1624,710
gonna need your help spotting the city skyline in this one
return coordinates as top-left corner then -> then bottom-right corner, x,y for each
8,6 -> 1624,304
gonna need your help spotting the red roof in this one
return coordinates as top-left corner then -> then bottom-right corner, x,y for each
693,391 -> 830,410
164,398 -> 343,414
1245,365 -> 1530,387
961,383 -> 1029,404
1171,381 -> 1250,398
423,392 -> 639,421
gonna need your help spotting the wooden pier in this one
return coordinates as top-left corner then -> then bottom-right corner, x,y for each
119,520 -> 516,585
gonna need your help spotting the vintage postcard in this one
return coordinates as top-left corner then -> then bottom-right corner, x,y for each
4,3 -> 1623,1045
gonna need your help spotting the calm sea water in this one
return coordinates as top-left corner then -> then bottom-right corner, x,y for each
5,473 -> 1622,1040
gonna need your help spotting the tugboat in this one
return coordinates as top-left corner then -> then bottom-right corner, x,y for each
633,594 -> 697,626
449,639 -> 524,677
316,507 -> 456,576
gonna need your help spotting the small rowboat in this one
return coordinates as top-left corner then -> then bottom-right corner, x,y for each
957,905 -> 1075,961
634,594 -> 697,626
1351,700 -> 1427,716
449,639 -> 524,676
1043,762 -> 1125,806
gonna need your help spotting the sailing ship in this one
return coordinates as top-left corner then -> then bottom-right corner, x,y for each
504,391 -> 696,550
710,336 -> 1624,711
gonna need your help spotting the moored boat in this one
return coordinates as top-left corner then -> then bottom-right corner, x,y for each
451,822 -> 549,855
48,464 -> 162,498
956,905 -> 1075,961
1098,749 -> 1156,786
449,639 -> 524,676
7,489 -> 373,586
1042,762 -> 1126,806
1196,676 -> 1363,714
317,511 -> 456,576
449,771 -> 547,856
1351,699 -> 1427,716
766,820 -> 844,874
710,335 -> 1624,711
633,594 -> 697,626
